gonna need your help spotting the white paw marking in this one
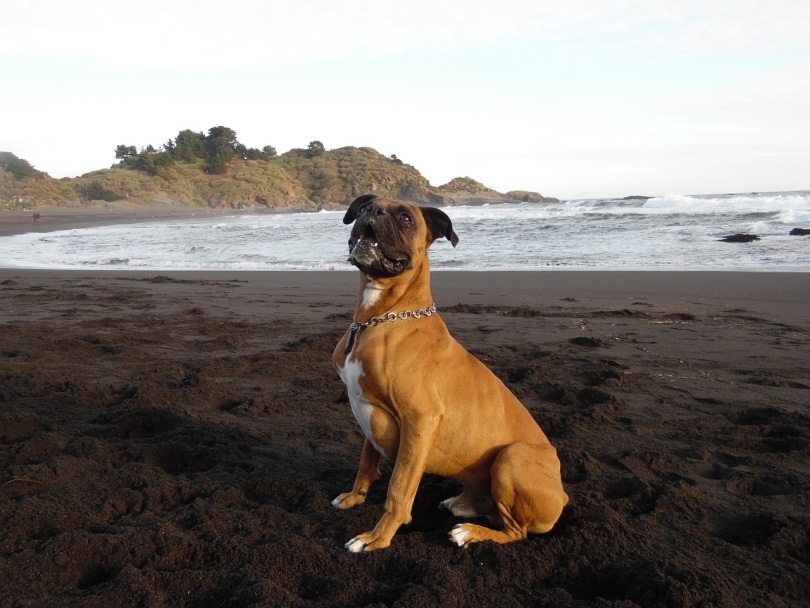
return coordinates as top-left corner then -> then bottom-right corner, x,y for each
345,538 -> 367,553
331,497 -> 341,508
449,524 -> 471,547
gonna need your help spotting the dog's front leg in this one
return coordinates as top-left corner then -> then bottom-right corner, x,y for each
332,439 -> 381,510
344,414 -> 440,552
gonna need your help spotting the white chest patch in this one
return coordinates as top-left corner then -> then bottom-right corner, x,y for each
337,356 -> 385,454
362,281 -> 384,308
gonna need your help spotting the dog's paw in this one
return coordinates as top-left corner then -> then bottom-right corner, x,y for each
331,491 -> 365,510
345,537 -> 368,553
344,532 -> 391,553
449,524 -> 472,548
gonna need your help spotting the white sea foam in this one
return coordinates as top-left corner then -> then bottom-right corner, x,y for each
1,191 -> 808,271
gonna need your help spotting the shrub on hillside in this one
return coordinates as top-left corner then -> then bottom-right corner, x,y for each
0,151 -> 45,178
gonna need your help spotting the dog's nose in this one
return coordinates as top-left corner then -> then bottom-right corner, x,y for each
361,202 -> 387,219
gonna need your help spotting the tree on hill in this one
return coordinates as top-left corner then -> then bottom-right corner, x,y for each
234,143 -> 277,162
202,126 -> 257,173
307,141 -> 325,158
172,130 -> 207,163
114,144 -> 174,176
0,151 -> 45,178
113,126 -> 280,175
205,126 -> 238,157
114,145 -> 137,161
207,147 -> 234,174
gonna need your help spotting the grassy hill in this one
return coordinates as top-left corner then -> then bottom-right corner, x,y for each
0,146 -> 557,211
276,146 -> 446,207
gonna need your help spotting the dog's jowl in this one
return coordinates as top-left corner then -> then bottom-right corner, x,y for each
332,194 -> 568,552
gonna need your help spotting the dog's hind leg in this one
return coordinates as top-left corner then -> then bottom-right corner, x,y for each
448,442 -> 568,547
440,486 -> 499,525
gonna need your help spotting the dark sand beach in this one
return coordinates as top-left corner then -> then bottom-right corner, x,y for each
0,206 -> 219,238
1,213 -> 808,606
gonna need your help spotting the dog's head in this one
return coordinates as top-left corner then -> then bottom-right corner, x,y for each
343,194 -> 459,279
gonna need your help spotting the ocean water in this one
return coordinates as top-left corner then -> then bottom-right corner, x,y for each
1,191 -> 809,271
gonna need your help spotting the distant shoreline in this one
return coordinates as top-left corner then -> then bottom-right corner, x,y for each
0,204 -> 322,238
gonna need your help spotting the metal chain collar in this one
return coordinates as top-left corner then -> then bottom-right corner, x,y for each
345,303 -> 437,354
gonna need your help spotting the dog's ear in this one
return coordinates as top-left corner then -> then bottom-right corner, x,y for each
421,207 -> 459,247
343,194 -> 378,225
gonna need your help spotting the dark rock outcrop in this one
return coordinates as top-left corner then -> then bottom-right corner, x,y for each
719,234 -> 760,243
432,177 -> 557,206
505,190 -> 559,203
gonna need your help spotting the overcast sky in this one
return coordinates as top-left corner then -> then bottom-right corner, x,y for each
2,0 -> 808,199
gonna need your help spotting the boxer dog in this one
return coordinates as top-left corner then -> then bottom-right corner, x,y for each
332,194 -> 568,552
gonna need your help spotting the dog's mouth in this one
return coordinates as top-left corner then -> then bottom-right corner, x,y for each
348,224 -> 409,278
358,227 -> 379,249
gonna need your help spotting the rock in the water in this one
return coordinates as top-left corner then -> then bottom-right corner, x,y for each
719,234 -> 760,243
789,228 -> 810,236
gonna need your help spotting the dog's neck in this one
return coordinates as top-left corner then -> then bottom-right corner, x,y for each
354,258 -> 433,322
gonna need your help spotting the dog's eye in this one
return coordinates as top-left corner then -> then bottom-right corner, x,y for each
399,212 -> 413,226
